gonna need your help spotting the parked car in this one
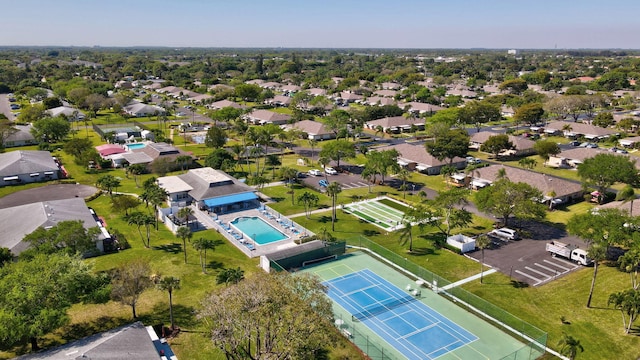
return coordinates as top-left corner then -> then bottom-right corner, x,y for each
318,179 -> 329,187
586,143 -> 598,149
324,167 -> 338,175
568,141 -> 581,146
488,227 -> 520,241
308,169 -> 322,176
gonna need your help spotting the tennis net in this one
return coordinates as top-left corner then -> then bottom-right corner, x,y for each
352,295 -> 416,321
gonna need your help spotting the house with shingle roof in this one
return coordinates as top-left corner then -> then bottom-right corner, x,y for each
544,120 -> 618,140
548,147 -> 640,170
362,96 -> 397,106
121,142 -> 190,166
0,150 -> 60,187
402,102 -> 444,115
285,120 -> 334,140
470,131 -> 536,157
365,116 -> 425,134
260,81 -> 282,90
374,89 -> 398,98
3,125 -> 37,148
337,92 -> 363,104
469,164 -> 583,204
379,143 -> 466,175
47,106 -> 85,120
619,136 -> 640,148
381,82 -> 402,90
208,99 -> 244,110
244,109 -> 291,125
281,84 -> 301,94
307,88 -> 327,97
124,102 -> 166,117
266,95 -> 292,107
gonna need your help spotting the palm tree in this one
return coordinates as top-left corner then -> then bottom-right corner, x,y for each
127,164 -> 146,188
297,192 -> 319,219
557,333 -> 584,360
177,206 -> 194,230
265,154 -> 281,180
518,157 -> 537,169
397,168 -> 411,199
176,226 -> 192,264
280,166 -> 299,204
192,237 -> 216,273
617,184 -> 636,217
175,155 -> 192,172
476,234 -> 491,284
326,182 -> 342,231
144,185 -> 167,229
230,144 -> 245,172
125,211 -> 154,248
216,267 -> 245,285
318,156 -> 331,181
586,243 -> 607,308
398,220 -> 414,253
374,125 -> 384,139
308,138 -> 318,164
156,276 -> 181,330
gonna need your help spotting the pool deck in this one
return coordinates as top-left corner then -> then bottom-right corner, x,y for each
191,206 -> 312,258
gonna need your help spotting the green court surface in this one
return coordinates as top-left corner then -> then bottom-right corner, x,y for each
343,197 -> 407,230
300,251 -> 527,360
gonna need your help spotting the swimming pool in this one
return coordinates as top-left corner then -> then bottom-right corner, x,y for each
230,217 -> 288,245
126,143 -> 147,150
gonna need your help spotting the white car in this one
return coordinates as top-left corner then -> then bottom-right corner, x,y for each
488,228 -> 519,240
308,169 -> 322,176
324,167 -> 338,175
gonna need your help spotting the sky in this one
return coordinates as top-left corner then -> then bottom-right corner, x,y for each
2,0 -> 639,49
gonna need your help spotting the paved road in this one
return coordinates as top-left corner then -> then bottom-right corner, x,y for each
0,184 -> 98,209
0,94 -> 14,120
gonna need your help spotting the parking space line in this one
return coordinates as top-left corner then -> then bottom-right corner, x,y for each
356,182 -> 369,186
543,259 -> 573,271
515,270 -> 543,285
524,266 -> 552,279
547,256 -> 579,267
534,263 -> 559,273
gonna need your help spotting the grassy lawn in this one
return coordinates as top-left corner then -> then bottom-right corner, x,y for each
462,266 -> 640,360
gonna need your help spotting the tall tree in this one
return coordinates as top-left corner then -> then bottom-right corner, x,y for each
216,267 -> 245,285
297,192 -> 319,219
425,128 -> 469,165
192,237 -> 216,274
205,126 -> 228,148
176,226 -> 193,264
198,272 -> 333,359
557,333 -> 584,360
178,206 -> 195,230
578,153 -> 637,200
0,254 -> 106,351
22,220 -> 99,257
96,175 -> 121,197
156,276 -> 181,330
474,178 -> 546,227
514,103 -> 545,126
319,139 -> 356,169
480,134 -> 513,159
567,208 -> 630,307
476,234 -> 491,284
608,288 -> 640,334
326,181 -> 342,231
125,211 -> 155,248
398,218 -> 414,252
110,259 -> 153,319
533,140 -> 561,165
616,184 -> 637,217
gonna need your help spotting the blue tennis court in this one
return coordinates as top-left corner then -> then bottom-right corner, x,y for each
325,269 -> 478,360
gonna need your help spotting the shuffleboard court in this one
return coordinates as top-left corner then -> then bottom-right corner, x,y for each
344,197 -> 408,231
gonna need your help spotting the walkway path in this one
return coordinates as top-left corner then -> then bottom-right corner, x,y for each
439,269 -> 497,291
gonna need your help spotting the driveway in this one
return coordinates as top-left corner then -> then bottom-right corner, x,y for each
466,221 -> 589,286
0,184 -> 98,209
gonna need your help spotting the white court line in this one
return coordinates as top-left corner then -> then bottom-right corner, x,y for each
549,256 -> 579,267
524,266 -> 552,279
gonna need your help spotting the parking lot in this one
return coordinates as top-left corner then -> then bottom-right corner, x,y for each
301,170 -> 370,191
466,222 -> 589,286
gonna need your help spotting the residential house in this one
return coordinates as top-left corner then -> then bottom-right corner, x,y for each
245,79 -> 265,85
381,82 -> 402,90
15,322 -> 168,360
158,167 -> 258,214
0,198 -> 110,255
544,120 -> 618,140
0,150 -> 60,187
365,116 -> 425,134
470,131 -> 536,157
402,101 -> 444,115
188,93 -> 214,104
266,95 -> 292,107
337,92 -> 363,104
466,164 -> 583,205
208,99 -> 244,110
362,96 -> 397,106
123,102 -> 166,117
285,120 -> 334,140
548,147 -> 640,170
3,125 -> 37,148
244,109 -> 291,125
379,143 -> 466,175
281,84 -> 301,94
260,81 -> 282,90
373,89 -> 398,98
121,142 -> 190,167
307,88 -> 327,97
619,136 -> 640,148
47,106 -> 85,120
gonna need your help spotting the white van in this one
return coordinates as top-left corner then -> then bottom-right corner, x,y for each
488,227 -> 519,240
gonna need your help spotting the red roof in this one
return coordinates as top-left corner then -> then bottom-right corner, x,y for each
96,144 -> 126,157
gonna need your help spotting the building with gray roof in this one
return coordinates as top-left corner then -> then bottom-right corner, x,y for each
0,198 -> 107,255
0,150 -> 60,187
14,321 -> 167,360
158,167 -> 257,213
3,125 -> 37,148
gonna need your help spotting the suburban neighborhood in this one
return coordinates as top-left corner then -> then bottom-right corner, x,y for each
1,4 -> 640,359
